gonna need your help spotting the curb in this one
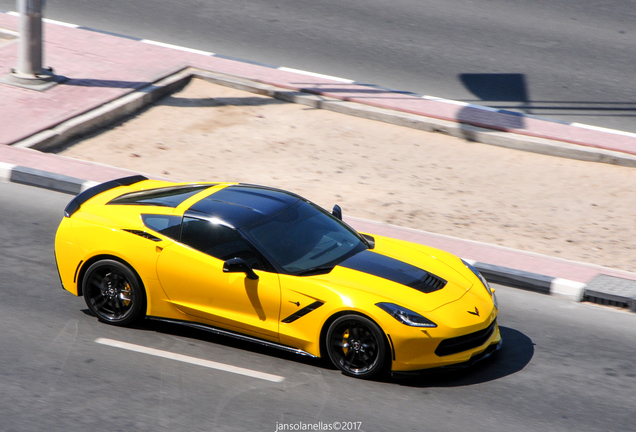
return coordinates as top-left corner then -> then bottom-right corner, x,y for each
12,67 -> 193,151
13,66 -> 636,170
9,165 -> 88,194
1,10 -> 635,166
461,259 -> 585,301
2,160 -> 590,303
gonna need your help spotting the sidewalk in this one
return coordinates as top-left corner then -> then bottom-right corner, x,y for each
1,12 -> 636,311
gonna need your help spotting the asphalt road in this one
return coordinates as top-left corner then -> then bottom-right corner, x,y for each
1,0 -> 635,132
1,181 -> 635,432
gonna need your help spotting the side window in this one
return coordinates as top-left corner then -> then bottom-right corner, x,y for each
141,215 -> 182,241
181,217 -> 261,269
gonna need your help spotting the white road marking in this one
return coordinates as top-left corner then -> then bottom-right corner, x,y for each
423,95 -> 501,112
423,95 -> 469,107
141,39 -> 214,56
277,67 -> 354,83
571,122 -> 636,139
43,18 -> 80,28
95,338 -> 285,382
6,10 -> 79,27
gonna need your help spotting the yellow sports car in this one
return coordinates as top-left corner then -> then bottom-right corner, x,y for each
55,176 -> 501,378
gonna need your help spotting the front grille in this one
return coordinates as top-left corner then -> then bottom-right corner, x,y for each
435,320 -> 497,357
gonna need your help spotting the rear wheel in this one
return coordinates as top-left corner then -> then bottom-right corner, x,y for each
83,260 -> 145,326
326,315 -> 387,379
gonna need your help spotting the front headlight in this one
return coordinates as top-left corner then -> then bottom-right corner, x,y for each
461,259 -> 493,296
376,303 -> 437,328
462,259 -> 498,310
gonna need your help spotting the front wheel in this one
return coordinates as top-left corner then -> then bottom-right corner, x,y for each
326,315 -> 388,379
83,259 -> 145,326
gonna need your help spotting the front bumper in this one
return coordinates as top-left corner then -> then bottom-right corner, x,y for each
388,316 -> 502,372
391,339 -> 502,377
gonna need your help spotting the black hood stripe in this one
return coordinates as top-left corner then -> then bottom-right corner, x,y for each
338,250 -> 447,294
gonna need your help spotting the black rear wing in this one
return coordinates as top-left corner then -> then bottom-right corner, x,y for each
64,175 -> 148,218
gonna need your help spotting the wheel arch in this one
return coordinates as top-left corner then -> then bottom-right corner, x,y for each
318,310 -> 391,361
77,254 -> 145,299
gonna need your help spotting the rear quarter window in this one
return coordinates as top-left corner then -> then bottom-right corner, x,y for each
141,214 -> 182,240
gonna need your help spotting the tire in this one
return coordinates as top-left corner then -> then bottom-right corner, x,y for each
82,259 -> 145,326
326,314 -> 388,379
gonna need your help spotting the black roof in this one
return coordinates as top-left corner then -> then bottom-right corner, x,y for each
186,185 -> 300,228
108,184 -> 212,208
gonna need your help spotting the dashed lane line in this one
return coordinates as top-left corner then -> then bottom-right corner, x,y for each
95,338 -> 285,383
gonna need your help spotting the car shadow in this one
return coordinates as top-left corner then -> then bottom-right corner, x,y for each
390,326 -> 534,387
123,318 -> 531,384
82,310 -> 531,385
137,318 -> 327,369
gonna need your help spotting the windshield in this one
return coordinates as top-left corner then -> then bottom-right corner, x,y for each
242,200 -> 367,274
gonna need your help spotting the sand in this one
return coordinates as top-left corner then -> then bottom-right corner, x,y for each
57,78 -> 636,272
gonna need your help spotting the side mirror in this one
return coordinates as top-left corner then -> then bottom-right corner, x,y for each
332,204 -> 342,220
223,258 -> 259,280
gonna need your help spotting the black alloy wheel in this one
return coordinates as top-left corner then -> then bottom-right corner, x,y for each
326,315 -> 387,378
83,259 -> 145,326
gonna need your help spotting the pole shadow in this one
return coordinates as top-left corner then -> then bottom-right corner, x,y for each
456,73 -> 529,135
459,73 -> 529,104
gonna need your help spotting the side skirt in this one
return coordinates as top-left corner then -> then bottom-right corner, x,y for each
146,316 -> 318,358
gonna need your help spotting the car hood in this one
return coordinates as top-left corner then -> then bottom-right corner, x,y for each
313,236 -> 475,312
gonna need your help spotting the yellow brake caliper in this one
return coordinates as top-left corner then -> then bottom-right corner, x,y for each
120,282 -> 132,306
342,329 -> 350,355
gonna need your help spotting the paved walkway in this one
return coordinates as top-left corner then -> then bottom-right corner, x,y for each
1,12 -> 636,308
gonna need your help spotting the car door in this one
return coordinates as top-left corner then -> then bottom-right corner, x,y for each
156,215 -> 281,341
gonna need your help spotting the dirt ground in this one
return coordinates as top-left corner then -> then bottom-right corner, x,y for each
57,79 -> 636,272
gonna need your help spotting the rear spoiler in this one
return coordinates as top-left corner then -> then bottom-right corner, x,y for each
64,175 -> 148,218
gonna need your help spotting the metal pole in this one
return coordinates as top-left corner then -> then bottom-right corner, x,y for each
0,0 -> 63,89
17,0 -> 44,76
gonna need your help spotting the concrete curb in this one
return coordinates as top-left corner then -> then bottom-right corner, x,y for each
461,259 -> 585,301
12,67 -> 636,168
9,165 -> 87,194
13,67 -> 193,151
1,160 -> 591,303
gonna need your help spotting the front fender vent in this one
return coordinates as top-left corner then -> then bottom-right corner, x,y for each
282,301 -> 324,324
122,229 -> 162,242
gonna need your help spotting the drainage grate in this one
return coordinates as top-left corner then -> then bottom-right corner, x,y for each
583,275 -> 636,312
